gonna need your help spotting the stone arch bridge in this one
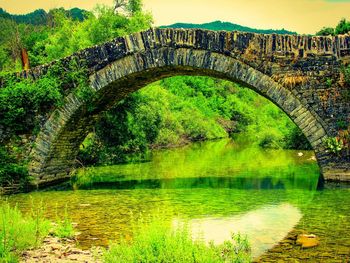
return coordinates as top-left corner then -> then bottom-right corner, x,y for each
1,28 -> 350,186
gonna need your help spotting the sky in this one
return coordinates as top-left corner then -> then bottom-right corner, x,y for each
0,0 -> 349,34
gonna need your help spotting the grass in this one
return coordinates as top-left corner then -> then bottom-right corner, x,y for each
103,216 -> 251,263
53,205 -> 75,239
1,201 -> 250,262
0,201 -> 51,262
0,201 -> 76,262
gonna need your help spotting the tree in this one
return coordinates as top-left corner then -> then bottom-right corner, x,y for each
316,18 -> 350,36
114,0 -> 127,13
335,18 -> 350,35
127,0 -> 142,14
316,27 -> 334,36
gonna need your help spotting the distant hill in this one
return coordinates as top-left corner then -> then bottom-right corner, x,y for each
0,7 -> 87,25
161,20 -> 297,35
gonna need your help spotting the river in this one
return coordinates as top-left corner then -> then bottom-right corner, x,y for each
5,138 -> 350,261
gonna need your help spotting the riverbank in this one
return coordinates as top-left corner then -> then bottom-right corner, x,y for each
21,236 -> 102,263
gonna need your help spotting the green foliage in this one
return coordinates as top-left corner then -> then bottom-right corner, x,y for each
79,76 -> 311,166
316,27 -> 335,36
326,78 -> 333,87
0,201 -> 50,262
162,20 -> 297,35
0,59 -> 92,188
103,216 -> 251,263
0,2 -> 152,69
54,205 -> 75,238
0,7 -> 87,25
127,0 -> 143,14
0,76 -> 63,135
337,120 -> 348,130
27,4 -> 152,65
0,146 -> 30,188
316,18 -> 350,36
335,18 -> 350,35
323,137 -> 343,155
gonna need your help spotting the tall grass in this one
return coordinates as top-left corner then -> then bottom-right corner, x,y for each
104,217 -> 251,263
53,204 -> 75,238
0,201 -> 51,262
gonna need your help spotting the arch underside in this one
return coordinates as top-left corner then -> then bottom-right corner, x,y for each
29,47 -> 328,186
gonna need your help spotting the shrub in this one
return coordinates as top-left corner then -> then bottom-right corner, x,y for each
258,130 -> 283,149
54,205 -> 75,238
0,76 -> 63,135
0,202 -> 50,262
335,18 -> 350,35
323,137 -> 344,155
316,27 -> 335,36
103,217 -> 251,263
0,146 -> 30,188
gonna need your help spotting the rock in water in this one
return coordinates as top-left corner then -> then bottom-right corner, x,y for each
296,234 -> 319,248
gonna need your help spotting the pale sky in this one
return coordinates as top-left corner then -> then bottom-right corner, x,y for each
0,0 -> 349,34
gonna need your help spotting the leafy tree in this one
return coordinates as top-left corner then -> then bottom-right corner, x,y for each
316,27 -> 335,36
0,7 -> 87,25
114,0 -> 127,12
316,18 -> 350,36
127,0 -> 143,14
0,46 -> 9,70
335,18 -> 350,35
0,146 -> 29,187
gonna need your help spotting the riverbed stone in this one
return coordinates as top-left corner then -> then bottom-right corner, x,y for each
296,234 -> 320,248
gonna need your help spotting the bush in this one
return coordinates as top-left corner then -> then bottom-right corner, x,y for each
335,19 -> 350,35
0,76 -> 63,135
54,205 -> 75,238
0,146 -> 30,188
0,202 -> 50,262
258,131 -> 283,149
103,217 -> 251,263
323,137 -> 344,155
316,19 -> 350,36
316,27 -> 334,36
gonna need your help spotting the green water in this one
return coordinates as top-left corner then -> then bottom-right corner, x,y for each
5,138 -> 350,260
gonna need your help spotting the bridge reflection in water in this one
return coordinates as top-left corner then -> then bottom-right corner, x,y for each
175,203 -> 302,258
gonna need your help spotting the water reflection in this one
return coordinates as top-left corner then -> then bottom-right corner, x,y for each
178,203 -> 301,258
74,175 -> 316,191
71,138 -> 319,191
6,138 -> 321,256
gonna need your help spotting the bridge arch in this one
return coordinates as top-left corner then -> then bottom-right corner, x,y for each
28,45 -> 328,186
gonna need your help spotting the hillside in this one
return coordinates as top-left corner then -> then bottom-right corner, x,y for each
161,20 -> 297,35
0,7 -> 87,25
